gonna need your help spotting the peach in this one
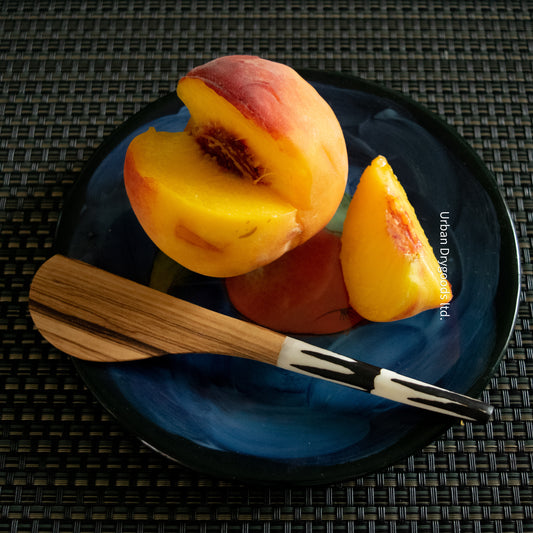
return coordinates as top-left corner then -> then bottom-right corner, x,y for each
124,56 -> 348,277
225,229 -> 362,335
340,156 -> 452,322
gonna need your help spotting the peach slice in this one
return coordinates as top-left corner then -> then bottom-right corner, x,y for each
340,155 -> 452,322
226,229 -> 362,334
124,56 -> 348,277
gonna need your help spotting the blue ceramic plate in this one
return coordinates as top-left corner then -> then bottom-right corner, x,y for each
55,71 -> 520,484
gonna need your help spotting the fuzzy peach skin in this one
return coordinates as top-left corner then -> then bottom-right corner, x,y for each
124,55 -> 348,277
340,155 -> 453,322
225,229 -> 362,335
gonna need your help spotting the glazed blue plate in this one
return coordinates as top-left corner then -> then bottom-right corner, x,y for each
55,71 -> 520,484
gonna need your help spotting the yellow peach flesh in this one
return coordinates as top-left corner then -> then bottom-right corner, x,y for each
340,155 -> 452,322
179,79 -> 311,208
124,129 -> 300,277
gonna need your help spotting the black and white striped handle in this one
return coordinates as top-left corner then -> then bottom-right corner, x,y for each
277,338 -> 493,422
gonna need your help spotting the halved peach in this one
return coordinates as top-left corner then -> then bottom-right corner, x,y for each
340,155 -> 452,322
124,56 -> 348,277
226,229 -> 362,334
124,130 -> 300,277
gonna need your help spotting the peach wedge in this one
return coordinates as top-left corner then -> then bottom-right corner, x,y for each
340,155 -> 452,322
124,56 -> 348,277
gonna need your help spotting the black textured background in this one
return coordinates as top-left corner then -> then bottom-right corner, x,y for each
1,1 -> 532,531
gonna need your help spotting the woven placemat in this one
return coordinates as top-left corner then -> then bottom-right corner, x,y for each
1,1 -> 531,531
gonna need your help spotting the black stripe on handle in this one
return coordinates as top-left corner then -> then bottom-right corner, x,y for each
277,341 -> 493,422
387,374 -> 494,422
297,349 -> 381,392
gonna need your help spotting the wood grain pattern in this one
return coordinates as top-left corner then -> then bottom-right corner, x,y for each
29,255 -> 494,421
29,255 -> 285,364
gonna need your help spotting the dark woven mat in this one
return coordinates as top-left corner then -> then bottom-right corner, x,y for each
1,1 -> 532,531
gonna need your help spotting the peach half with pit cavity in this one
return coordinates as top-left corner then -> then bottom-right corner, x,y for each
124,55 -> 348,277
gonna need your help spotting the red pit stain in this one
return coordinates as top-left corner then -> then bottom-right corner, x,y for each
385,197 -> 422,256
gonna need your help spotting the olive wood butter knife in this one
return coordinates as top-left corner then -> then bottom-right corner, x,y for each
29,254 -> 493,422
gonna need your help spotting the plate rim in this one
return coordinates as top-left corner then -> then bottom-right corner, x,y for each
53,69 -> 521,485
